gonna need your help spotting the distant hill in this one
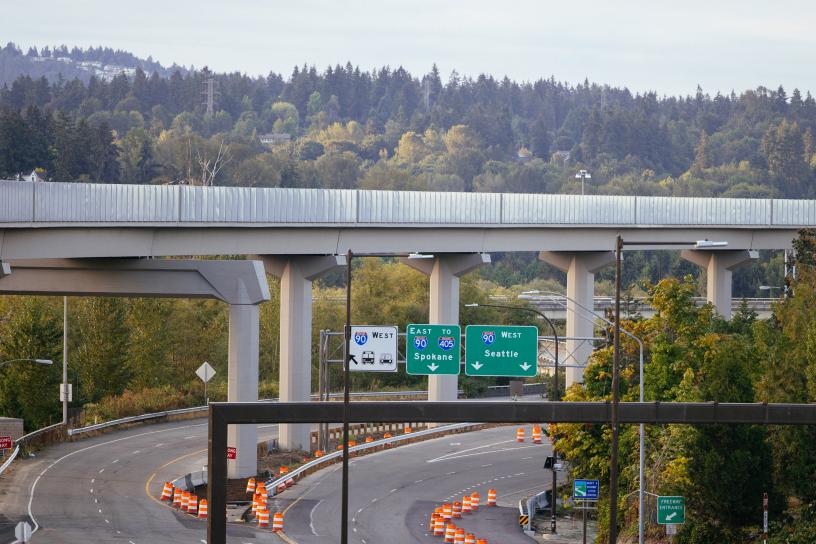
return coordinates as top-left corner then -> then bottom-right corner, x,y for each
0,42 -> 186,86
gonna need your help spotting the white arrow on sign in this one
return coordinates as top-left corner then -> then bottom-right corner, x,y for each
471,362 -> 483,370
519,362 -> 532,371
666,512 -> 677,521
427,363 -> 439,372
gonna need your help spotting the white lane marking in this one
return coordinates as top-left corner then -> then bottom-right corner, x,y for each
91,478 -> 95,483
98,468 -> 105,473
184,436 -> 196,440
427,439 -> 515,463
105,519 -> 110,524
98,509 -> 102,513
309,499 -> 322,536
481,464 -> 493,467
414,479 -> 424,484
430,444 -> 541,462
357,507 -> 363,513
94,498 -> 98,504
130,541 -> 136,544
25,422 -> 209,536
153,443 -> 165,448
521,456 -> 533,460
112,459 -> 119,464
90,488 -> 93,494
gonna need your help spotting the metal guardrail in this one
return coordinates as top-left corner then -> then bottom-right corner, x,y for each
15,422 -> 66,448
67,391 -> 431,436
0,445 -> 19,476
263,422 -> 482,497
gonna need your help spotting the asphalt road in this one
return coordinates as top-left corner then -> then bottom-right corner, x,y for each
274,425 -> 552,544
0,418 -> 283,544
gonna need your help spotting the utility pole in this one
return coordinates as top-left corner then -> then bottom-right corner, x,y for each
609,235 -> 623,543
62,296 -> 68,425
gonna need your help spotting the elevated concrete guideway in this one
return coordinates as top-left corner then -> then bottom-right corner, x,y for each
2,181 -> 814,438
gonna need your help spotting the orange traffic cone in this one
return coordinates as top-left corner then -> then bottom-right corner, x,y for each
455,528 -> 465,543
315,450 -> 324,457
198,499 -> 208,519
246,477 -> 256,494
272,512 -> 284,532
280,465 -> 289,474
257,507 -> 270,528
487,489 -> 497,506
365,436 -> 374,443
516,427 -> 525,442
445,524 -> 456,543
476,540 -> 488,544
160,482 -> 174,501
465,534 -> 476,544
404,427 -> 413,434
462,495 -> 472,513
383,432 -> 392,439
470,492 -> 480,511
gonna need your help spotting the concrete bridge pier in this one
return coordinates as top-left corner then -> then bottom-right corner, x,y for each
0,258 -> 270,478
681,249 -> 757,319
262,255 -> 346,451
402,253 -> 491,402
539,251 -> 615,387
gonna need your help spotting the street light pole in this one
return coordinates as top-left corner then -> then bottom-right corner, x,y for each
341,250 -> 353,544
465,301 -> 559,533
63,296 -> 68,425
575,169 -> 592,196
609,235 -> 623,543
520,289 -> 646,544
0,358 -> 53,369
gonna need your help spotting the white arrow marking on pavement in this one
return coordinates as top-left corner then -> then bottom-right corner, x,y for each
519,363 -> 531,371
428,363 -> 439,371
471,362 -> 483,370
666,512 -> 677,521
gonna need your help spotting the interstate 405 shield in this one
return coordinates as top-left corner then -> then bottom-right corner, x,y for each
464,325 -> 538,377
406,324 -> 461,375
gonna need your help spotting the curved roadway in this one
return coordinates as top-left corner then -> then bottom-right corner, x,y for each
273,425 -> 551,543
2,415 -> 554,543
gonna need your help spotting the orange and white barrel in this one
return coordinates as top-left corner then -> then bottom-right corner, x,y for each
160,482 -> 174,501
272,512 -> 284,532
445,524 -> 456,543
173,488 -> 182,508
487,489 -> 497,506
434,516 -> 445,536
257,483 -> 267,496
442,503 -> 452,520
280,465 -> 289,474
455,528 -> 465,543
462,495 -> 472,513
404,427 -> 413,434
465,534 -> 476,544
429,513 -> 439,531
198,499 -> 208,519
476,540 -> 488,544
251,494 -> 259,515
452,501 -> 462,518
246,477 -> 256,494
188,496 -> 198,515
365,436 -> 374,443
181,491 -> 190,512
532,425 -> 542,444
516,427 -> 525,442
470,492 -> 480,511
257,507 -> 270,528
315,450 -> 324,457
383,432 -> 392,439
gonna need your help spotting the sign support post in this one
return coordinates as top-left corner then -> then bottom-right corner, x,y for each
341,249 -> 353,544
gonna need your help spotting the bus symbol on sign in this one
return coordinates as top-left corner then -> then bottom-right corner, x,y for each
354,332 -> 368,345
438,337 -> 455,351
414,336 -> 428,350
481,331 -> 495,345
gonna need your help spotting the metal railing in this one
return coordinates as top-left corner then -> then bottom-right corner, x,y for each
0,445 -> 19,476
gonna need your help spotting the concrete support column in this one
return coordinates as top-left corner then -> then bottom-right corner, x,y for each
539,251 -> 614,386
262,255 -> 345,451
227,303 -> 260,478
680,250 -> 757,319
402,254 -> 491,402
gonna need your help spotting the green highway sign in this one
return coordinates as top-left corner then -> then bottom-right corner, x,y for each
406,324 -> 461,375
464,325 -> 538,377
657,496 -> 685,524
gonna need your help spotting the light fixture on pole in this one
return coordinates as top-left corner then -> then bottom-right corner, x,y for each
575,169 -> 591,195
464,301 -> 560,534
0,358 -> 53,368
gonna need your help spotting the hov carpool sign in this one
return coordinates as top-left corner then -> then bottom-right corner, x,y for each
465,325 -> 538,377
348,325 -> 398,373
657,495 -> 685,524
406,324 -> 461,375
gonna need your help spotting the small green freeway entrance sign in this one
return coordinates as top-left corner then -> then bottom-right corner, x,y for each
464,325 -> 538,377
406,324 -> 461,375
657,496 -> 685,524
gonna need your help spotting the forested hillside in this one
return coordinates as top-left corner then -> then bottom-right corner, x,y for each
1,42 -> 815,201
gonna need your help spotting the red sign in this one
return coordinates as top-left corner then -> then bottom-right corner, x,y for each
226,446 -> 237,460
0,436 -> 12,449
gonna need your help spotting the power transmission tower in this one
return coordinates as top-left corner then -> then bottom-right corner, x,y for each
202,77 -> 218,117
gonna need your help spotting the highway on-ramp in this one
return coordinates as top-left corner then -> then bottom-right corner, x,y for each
1,418 -> 282,544
274,425 -> 551,543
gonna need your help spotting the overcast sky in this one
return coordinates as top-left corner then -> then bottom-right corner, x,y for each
4,0 -> 814,96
